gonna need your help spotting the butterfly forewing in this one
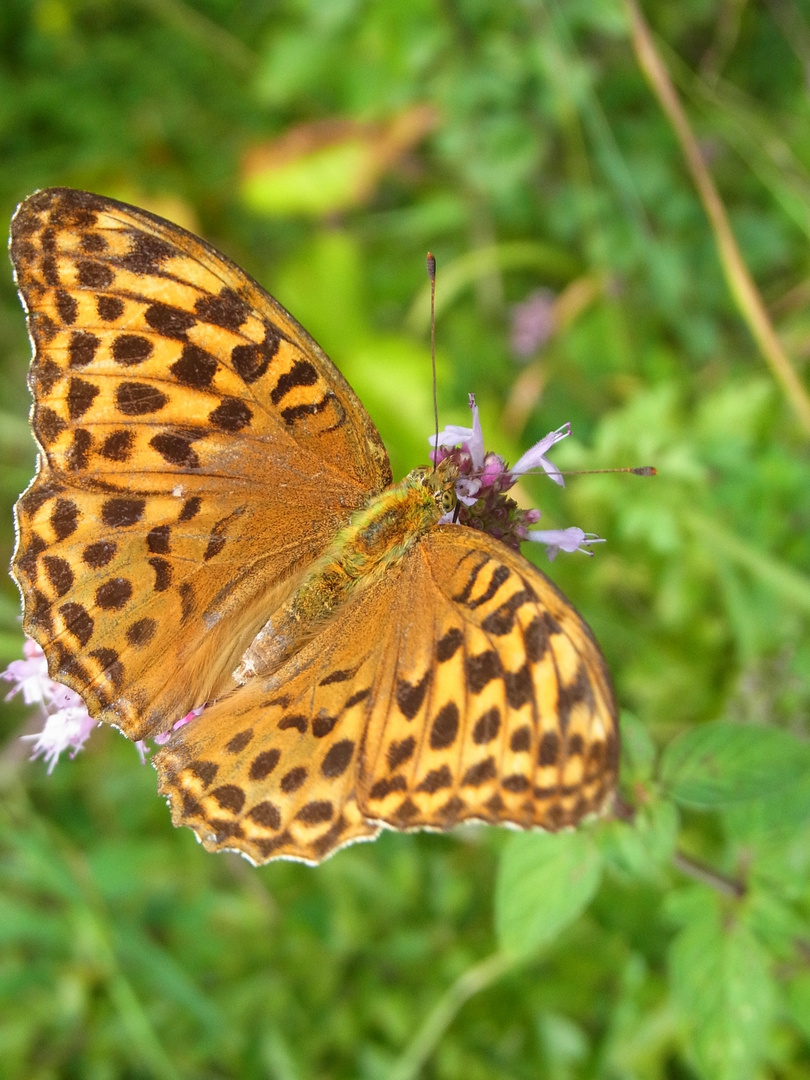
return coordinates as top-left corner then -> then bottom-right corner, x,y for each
10,188 -> 391,738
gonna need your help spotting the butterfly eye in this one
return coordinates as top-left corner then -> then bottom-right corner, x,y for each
440,488 -> 456,514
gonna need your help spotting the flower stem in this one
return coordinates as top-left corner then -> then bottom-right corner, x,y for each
386,951 -> 517,1080
672,850 -> 746,899
625,0 -> 810,436
614,795 -> 746,898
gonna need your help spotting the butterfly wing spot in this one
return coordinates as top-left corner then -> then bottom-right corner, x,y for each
415,766 -> 452,794
395,670 -> 432,720
249,748 -> 280,780
509,725 -> 531,753
462,757 -> 497,786
61,601 -> 94,646
387,736 -> 416,771
321,739 -> 356,778
369,774 -> 409,799
280,766 -> 308,792
472,707 -> 501,745
429,703 -> 460,750
436,626 -> 463,661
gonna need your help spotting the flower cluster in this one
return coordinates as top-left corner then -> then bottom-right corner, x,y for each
430,394 -> 605,559
3,637 -> 97,773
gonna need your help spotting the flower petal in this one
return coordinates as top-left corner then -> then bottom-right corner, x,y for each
527,527 -> 606,561
511,421 -> 571,486
22,706 -> 97,774
467,394 -> 485,469
429,395 -> 485,469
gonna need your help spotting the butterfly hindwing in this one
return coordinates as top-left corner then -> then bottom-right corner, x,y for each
357,527 -> 619,833
153,527 -> 618,864
154,611 -> 386,864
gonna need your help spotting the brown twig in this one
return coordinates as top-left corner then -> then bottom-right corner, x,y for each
672,849 -> 746,899
613,794 -> 746,898
625,0 -> 810,436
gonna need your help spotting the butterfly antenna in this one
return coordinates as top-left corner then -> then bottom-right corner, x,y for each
427,252 -> 438,473
517,464 -> 657,481
553,466 -> 657,477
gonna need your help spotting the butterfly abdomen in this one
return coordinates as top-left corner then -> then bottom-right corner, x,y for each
234,466 -> 454,682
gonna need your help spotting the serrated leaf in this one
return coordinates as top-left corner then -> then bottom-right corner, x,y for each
495,831 -> 603,957
660,722 -> 810,807
669,905 -> 776,1080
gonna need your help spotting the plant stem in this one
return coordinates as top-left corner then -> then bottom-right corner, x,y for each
625,0 -> 810,436
672,850 -> 746,899
614,796 -> 746,898
386,951 -> 517,1080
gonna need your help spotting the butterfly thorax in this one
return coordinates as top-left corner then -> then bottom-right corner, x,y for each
234,459 -> 459,683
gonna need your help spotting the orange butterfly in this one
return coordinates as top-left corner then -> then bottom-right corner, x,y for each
10,188 -> 618,864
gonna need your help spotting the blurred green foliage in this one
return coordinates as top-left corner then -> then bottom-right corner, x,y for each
1,1 -> 809,1077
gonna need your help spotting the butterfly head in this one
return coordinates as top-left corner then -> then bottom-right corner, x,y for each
412,457 -> 459,516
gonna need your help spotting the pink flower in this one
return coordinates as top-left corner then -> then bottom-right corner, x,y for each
4,637 -> 97,772
2,636 -> 53,705
429,396 -> 603,557
527,527 -> 606,561
510,422 -> 570,487
153,708 -> 203,745
430,393 -> 485,470
510,289 -> 556,358
21,704 -> 98,774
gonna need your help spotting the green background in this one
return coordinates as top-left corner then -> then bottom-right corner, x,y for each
1,1 -> 809,1078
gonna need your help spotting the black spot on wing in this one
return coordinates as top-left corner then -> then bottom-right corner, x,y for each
195,288 -> 250,330
396,671 -> 432,720
450,554 -> 489,605
270,360 -> 319,404
436,627 -> 463,661
557,666 -> 595,732
145,301 -> 196,338
429,703 -> 460,750
481,588 -> 534,635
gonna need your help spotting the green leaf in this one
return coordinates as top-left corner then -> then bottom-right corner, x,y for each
660,722 -> 810,807
619,710 -> 656,782
669,904 -> 776,1080
722,773 -> 810,838
786,973 -> 810,1043
495,831 -> 603,957
241,138 -> 370,217
744,888 -> 810,960
598,799 -> 679,879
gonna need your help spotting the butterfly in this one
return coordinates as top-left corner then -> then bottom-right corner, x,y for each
10,188 -> 618,864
